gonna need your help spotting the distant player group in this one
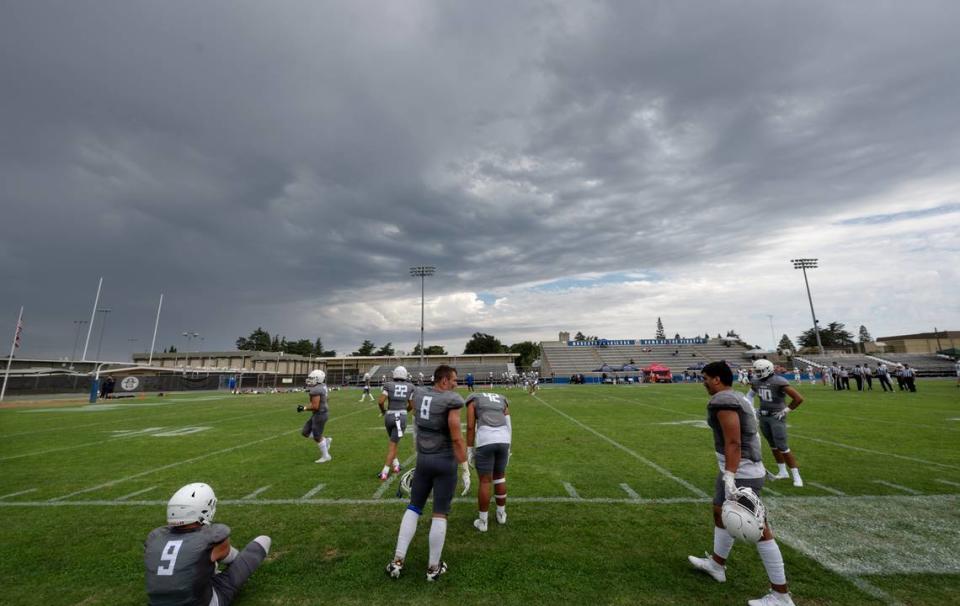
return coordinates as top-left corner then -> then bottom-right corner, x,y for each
146,358 -> 811,605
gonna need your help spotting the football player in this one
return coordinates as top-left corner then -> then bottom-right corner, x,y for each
465,391 -> 512,531
688,362 -> 795,606
144,483 -> 271,606
359,373 -> 375,402
385,365 -> 469,581
377,366 -> 414,481
749,360 -> 804,487
300,369 -> 333,463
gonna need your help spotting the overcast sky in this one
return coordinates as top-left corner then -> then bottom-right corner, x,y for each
2,1 -> 959,361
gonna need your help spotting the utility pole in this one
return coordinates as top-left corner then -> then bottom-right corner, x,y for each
410,266 -> 436,369
791,258 -> 825,355
95,308 -> 112,361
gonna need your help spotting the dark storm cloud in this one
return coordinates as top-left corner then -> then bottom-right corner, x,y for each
2,1 -> 959,358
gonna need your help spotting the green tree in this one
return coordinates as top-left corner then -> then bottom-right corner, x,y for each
574,331 -> 587,341
412,343 -> 447,355
777,334 -> 796,352
797,321 -> 855,349
858,325 -> 873,343
374,342 -> 395,356
312,338 -> 336,357
236,327 -> 271,351
508,341 -> 541,370
286,339 -> 314,356
352,340 -> 377,356
463,332 -> 507,354
655,318 -> 666,339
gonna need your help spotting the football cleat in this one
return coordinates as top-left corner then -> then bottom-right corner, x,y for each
392,462 -> 402,474
473,518 -> 488,532
425,561 -> 448,582
315,455 -> 332,463
385,559 -> 403,578
378,471 -> 389,481
496,509 -> 507,525
792,477 -> 804,488
688,553 -> 726,583
748,590 -> 795,606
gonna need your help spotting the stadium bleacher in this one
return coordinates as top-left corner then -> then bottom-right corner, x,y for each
541,339 -> 756,378
869,353 -> 958,375
793,353 -> 879,370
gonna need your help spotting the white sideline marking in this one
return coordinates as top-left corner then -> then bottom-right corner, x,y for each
936,479 -> 960,488
619,483 -> 639,499
532,394 -> 708,498
872,480 -> 920,495
48,405 -> 375,501
115,486 -> 157,501
845,576 -> 905,606
808,481 -> 846,496
563,482 -> 580,498
652,420 -> 709,429
372,452 -> 417,499
242,486 -> 271,500
790,432 -> 960,471
301,483 -> 326,499
763,487 -> 782,497
0,488 -> 37,500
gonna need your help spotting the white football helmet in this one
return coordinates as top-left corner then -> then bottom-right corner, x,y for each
363,373 -> 371,380
399,468 -> 415,496
167,482 -> 217,527
306,369 -> 326,386
392,366 -> 409,380
753,359 -> 775,379
721,487 -> 766,543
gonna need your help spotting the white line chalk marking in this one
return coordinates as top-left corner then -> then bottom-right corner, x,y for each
619,483 -> 639,499
808,482 -> 846,496
115,486 -> 157,501
242,486 -> 271,500
791,432 -> 960,471
763,487 -> 782,497
372,453 -> 417,499
532,394 -> 708,498
301,483 -> 326,499
0,488 -> 37,500
563,482 -> 580,498
936,479 -> 960,488
872,480 -> 920,495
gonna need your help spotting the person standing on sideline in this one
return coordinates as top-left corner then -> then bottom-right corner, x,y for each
749,360 -> 804,487
377,366 -> 414,481
877,362 -> 894,392
955,359 -> 960,388
832,363 -> 842,390
144,483 -> 271,606
466,391 -> 512,532
902,364 -> 917,392
688,361 -> 796,606
862,364 -> 874,390
360,373 -> 376,402
465,372 -> 475,393
300,370 -> 333,463
895,364 -> 907,391
852,365 -> 864,391
839,366 -> 851,390
386,365 -> 470,581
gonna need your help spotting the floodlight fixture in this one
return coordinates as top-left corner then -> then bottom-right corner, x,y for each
410,266 -> 437,368
790,258 -> 824,355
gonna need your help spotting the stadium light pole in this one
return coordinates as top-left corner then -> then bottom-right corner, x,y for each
766,314 -> 776,351
81,277 -> 103,361
410,265 -> 436,369
274,350 -> 283,388
791,259 -> 825,355
182,331 -> 199,368
95,308 -> 112,361
70,320 -> 88,368
148,294 -> 163,366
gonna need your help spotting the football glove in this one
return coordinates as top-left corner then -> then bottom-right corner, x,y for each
296,405 -> 305,413
722,471 -> 737,500
467,447 -> 475,468
460,463 -> 471,496
774,408 -> 791,421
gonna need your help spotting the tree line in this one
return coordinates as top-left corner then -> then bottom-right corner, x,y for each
235,327 -> 336,357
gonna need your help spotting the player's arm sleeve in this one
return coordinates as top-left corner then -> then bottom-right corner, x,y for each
210,524 -> 231,544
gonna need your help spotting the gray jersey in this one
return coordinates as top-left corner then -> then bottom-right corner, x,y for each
707,390 -> 762,464
381,380 -> 412,412
466,392 -> 509,428
309,384 -> 328,413
750,375 -> 790,411
144,523 -> 230,606
413,387 -> 464,455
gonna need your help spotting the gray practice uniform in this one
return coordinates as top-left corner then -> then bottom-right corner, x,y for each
301,384 -> 329,441
410,387 -> 465,515
381,379 -> 412,442
707,390 -> 765,506
750,374 -> 791,451
145,524 -> 267,606
466,392 -> 511,475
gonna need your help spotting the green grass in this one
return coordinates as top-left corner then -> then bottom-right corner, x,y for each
1,382 -> 958,605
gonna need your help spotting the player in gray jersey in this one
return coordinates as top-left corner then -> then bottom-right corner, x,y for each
748,360 -> 804,487
377,366 -> 414,480
386,365 -> 470,582
144,483 -> 271,606
299,369 -> 333,463
688,362 -> 796,606
466,391 -> 512,531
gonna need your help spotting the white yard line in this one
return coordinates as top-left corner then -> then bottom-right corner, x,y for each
935,479 -> 960,488
872,480 -> 921,495
372,452 -> 417,499
48,405 -> 374,501
532,394 -> 708,498
563,482 -> 581,498
808,481 -> 847,496
242,486 -> 271,500
115,486 -> 157,501
790,432 -> 960,471
845,576 -> 905,606
0,488 -> 37,500
619,483 -> 639,499
763,487 -> 782,497
301,483 -> 326,499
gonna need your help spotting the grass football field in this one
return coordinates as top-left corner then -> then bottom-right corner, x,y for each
1,382 -> 958,605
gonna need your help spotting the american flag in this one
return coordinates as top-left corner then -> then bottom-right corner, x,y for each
14,318 -> 23,349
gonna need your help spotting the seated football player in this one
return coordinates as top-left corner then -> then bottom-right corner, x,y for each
144,483 -> 271,606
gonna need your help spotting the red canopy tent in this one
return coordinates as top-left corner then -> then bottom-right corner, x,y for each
642,363 -> 673,383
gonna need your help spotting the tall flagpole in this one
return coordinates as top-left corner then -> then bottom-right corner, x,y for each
81,277 -> 102,361
148,294 -> 163,366
0,306 -> 24,402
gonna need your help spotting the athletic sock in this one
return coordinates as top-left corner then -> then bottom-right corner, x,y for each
756,539 -> 787,585
381,465 -> 390,476
478,511 -> 488,523
428,517 -> 448,568
395,508 -> 420,560
790,467 -> 801,481
392,458 -> 400,467
496,504 -> 506,515
319,440 -> 329,458
713,526 -> 734,559
777,463 -> 787,475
